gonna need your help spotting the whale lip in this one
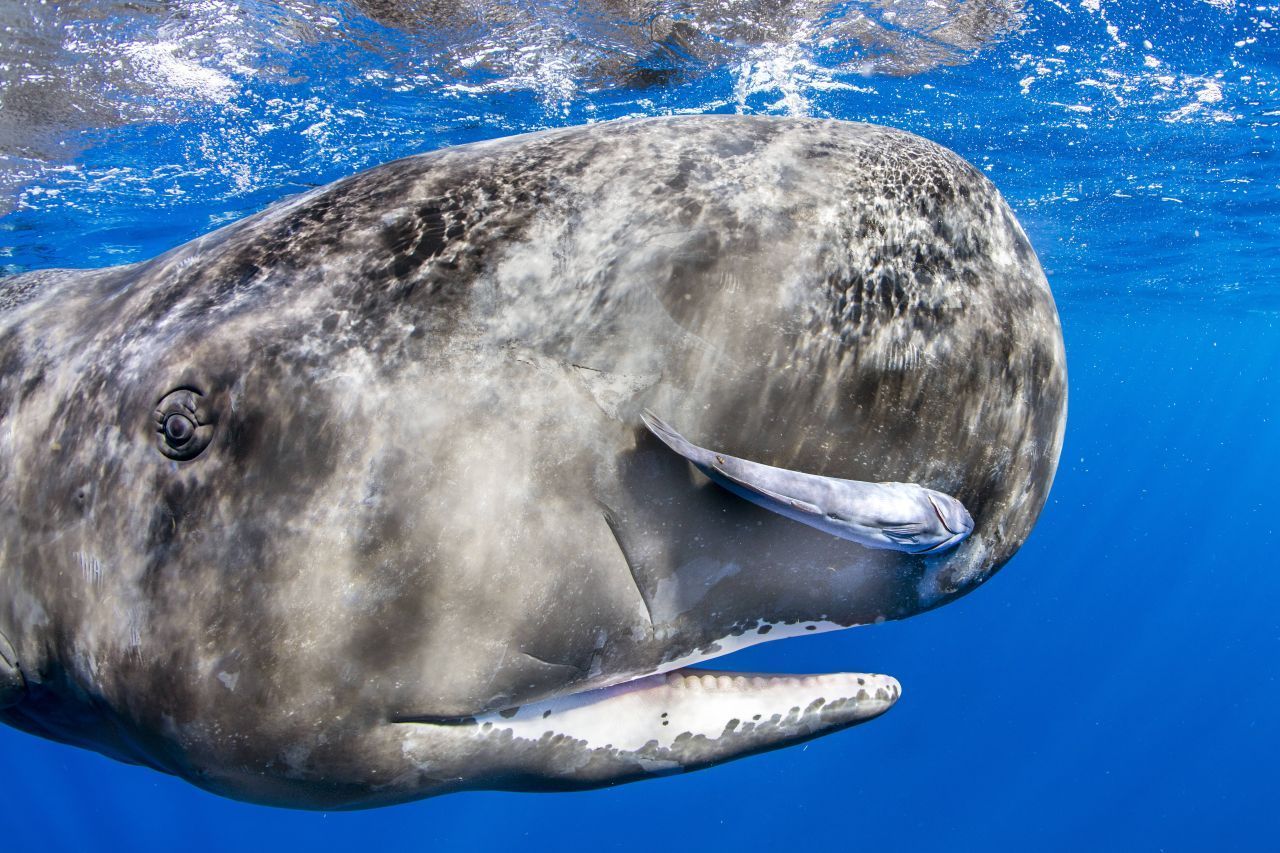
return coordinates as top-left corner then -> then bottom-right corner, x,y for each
399,668 -> 903,761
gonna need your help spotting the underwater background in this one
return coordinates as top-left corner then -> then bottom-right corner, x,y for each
0,0 -> 1276,849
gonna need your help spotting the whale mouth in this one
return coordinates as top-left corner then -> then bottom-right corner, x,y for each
474,667 -> 897,745
390,493 -> 964,771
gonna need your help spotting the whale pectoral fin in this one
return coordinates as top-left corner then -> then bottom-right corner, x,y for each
705,463 -> 823,516
640,409 -> 716,467
880,523 -> 927,545
640,411 -> 974,553
640,409 -> 821,516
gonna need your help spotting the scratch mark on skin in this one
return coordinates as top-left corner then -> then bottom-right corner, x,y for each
599,503 -> 655,633
483,645 -> 509,694
519,651 -> 585,676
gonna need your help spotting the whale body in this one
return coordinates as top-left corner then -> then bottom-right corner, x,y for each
0,116 -> 1066,808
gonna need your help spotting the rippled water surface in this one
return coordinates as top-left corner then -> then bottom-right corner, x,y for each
1,1 -> 1278,850
3,0 -> 1276,297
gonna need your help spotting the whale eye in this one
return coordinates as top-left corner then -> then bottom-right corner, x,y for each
154,388 -> 215,461
163,413 -> 195,446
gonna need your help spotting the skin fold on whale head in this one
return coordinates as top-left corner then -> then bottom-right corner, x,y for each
0,116 -> 1066,809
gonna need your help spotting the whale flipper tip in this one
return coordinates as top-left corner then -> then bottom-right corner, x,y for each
640,409 -> 707,464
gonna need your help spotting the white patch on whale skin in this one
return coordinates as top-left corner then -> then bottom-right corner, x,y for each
75,550 -> 105,586
216,671 -> 240,691
464,669 -> 900,754
650,558 -> 742,621
649,618 -> 849,680
570,364 -> 661,421
11,589 -> 49,632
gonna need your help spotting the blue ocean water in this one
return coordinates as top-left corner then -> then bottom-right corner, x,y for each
1,0 -> 1277,849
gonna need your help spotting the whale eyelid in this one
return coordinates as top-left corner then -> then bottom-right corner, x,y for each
153,405 -> 201,425
152,384 -> 205,406
152,388 -> 215,461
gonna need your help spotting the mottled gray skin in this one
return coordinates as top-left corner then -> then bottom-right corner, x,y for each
0,116 -> 1066,808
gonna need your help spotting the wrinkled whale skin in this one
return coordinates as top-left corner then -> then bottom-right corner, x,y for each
0,116 -> 1065,808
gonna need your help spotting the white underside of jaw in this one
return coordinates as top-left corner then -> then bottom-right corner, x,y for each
463,668 -> 901,753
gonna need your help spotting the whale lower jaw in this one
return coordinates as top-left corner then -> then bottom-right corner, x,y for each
481,668 -> 902,752
400,669 -> 900,787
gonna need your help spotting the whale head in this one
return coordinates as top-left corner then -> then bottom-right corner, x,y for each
0,116 -> 1064,809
